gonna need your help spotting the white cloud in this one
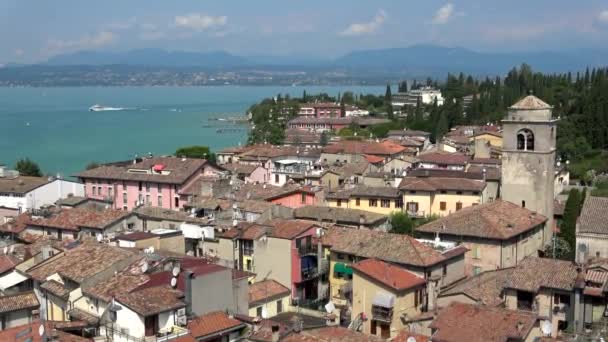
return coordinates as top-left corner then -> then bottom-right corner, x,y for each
45,31 -> 115,53
432,3 -> 454,25
174,13 -> 227,32
14,48 -> 24,57
106,17 -> 137,30
599,10 -> 608,23
339,10 -> 386,36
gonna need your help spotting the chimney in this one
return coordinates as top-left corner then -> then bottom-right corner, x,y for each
184,270 -> 194,317
271,324 -> 280,342
359,214 -> 365,229
516,321 -> 524,333
482,168 -> 487,181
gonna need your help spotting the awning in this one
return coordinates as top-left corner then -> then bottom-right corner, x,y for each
0,271 -> 28,291
334,263 -> 353,275
275,159 -> 301,165
372,292 -> 395,308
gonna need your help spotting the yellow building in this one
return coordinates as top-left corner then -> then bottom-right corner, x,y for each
470,131 -> 503,148
248,279 -> 291,318
399,176 -> 487,218
326,185 -> 403,216
351,259 -> 426,339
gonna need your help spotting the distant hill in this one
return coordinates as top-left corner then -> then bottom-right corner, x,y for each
334,44 -> 608,74
45,48 -> 249,68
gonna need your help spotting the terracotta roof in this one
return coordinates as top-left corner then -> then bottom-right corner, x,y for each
27,242 -> 137,282
352,258 -> 426,291
55,196 -> 90,207
282,326 -> 383,342
115,231 -> 157,241
440,268 -> 513,306
76,157 -> 208,185
328,227 -> 448,267
231,183 -> 310,202
430,302 -> 538,342
134,206 -> 208,224
391,331 -> 430,342
222,162 -> 258,175
294,206 -> 387,226
0,175 -> 51,195
266,219 -> 317,240
0,254 -> 19,274
41,279 -> 71,299
510,95 -> 552,110
417,152 -> 470,166
506,256 -> 578,292
350,185 -> 401,198
249,279 -> 291,307
407,169 -> 482,179
416,200 -> 547,240
329,162 -> 371,178
363,154 -> 385,164
67,307 -> 100,325
284,129 -> 322,144
399,177 -> 486,192
85,271 -> 149,302
29,208 -> 131,231
0,212 -> 33,234
578,196 -> 608,234
116,285 -> 185,316
0,321 -> 92,342
323,140 -> 406,156
187,311 -> 245,338
0,291 -> 39,314
221,222 -> 268,240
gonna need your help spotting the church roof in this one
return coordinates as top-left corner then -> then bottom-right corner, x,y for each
510,95 -> 552,110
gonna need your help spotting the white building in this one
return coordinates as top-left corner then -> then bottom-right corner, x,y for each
392,87 -> 445,107
0,165 -> 84,212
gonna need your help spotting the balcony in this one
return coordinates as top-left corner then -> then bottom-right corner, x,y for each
301,267 -> 319,281
406,210 -> 426,218
298,244 -> 318,256
372,305 -> 393,323
273,166 -> 307,175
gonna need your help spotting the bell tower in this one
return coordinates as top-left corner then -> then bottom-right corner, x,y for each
501,95 -> 558,244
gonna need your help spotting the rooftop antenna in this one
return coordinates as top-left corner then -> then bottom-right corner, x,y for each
96,233 -> 103,242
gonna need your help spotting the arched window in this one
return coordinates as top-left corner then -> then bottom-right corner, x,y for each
517,129 -> 535,151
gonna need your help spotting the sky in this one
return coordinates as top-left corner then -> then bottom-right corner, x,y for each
2,0 -> 608,63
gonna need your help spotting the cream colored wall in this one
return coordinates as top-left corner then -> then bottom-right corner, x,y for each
463,240 -> 502,276
429,192 -> 482,216
352,271 -> 423,338
216,238 -> 237,267
320,173 -> 340,191
471,134 -> 503,148
253,238 -> 292,289
402,192 -> 433,217
525,325 -> 542,342
248,295 -> 290,318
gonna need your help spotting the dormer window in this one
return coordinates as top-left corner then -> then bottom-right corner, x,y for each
517,129 -> 534,151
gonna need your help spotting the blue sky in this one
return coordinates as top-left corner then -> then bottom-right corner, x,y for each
2,0 -> 608,63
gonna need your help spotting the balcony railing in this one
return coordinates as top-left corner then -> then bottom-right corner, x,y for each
372,305 -> 393,323
301,267 -> 319,281
298,244 -> 318,256
407,210 -> 426,218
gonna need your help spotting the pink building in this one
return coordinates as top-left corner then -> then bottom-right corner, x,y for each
77,157 -> 223,211
266,188 -> 319,208
297,103 -> 343,118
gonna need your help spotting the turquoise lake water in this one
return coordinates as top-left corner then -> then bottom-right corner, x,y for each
0,86 -> 384,177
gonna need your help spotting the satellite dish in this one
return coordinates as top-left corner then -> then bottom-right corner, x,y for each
324,301 -> 335,313
172,266 -> 180,277
96,233 -> 103,242
141,262 -> 148,273
170,277 -> 177,288
407,337 -> 417,342
38,324 -> 45,336
232,219 -> 238,227
540,320 -> 552,335
149,246 -> 155,253
261,306 -> 268,319
579,244 -> 588,253
2,247 -> 7,254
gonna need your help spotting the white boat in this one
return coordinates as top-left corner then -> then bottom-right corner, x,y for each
89,104 -> 126,112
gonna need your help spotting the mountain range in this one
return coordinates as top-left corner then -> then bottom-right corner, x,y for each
12,44 -> 608,76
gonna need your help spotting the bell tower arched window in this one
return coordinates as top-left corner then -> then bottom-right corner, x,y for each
517,129 -> 534,151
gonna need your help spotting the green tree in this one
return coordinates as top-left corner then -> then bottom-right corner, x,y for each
390,212 -> 414,235
434,112 -> 449,142
15,158 -> 42,177
175,146 -> 216,162
385,84 -> 394,120
559,188 -> 581,260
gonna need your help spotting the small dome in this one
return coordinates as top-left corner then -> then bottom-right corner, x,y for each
509,95 -> 552,110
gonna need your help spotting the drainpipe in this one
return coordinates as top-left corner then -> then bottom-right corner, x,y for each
184,270 -> 194,317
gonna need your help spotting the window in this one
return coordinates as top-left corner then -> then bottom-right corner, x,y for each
337,253 -> 344,260
157,183 -> 161,192
355,198 -> 361,206
473,191 -> 480,195
122,192 -> 127,204
521,200 -> 526,208
395,198 -> 403,209
473,266 -> 482,275
407,202 -> 419,213
442,264 -> 447,277
456,202 -> 463,211
517,129 -> 535,151
337,199 -> 342,207
92,187 -> 96,196
174,197 -> 179,208
440,190 -> 447,194
276,300 -> 283,313
122,181 -> 127,190
275,174 -> 280,183
380,199 -> 390,208
98,186 -> 102,195
301,192 -> 306,204
409,190 -> 416,194
256,306 -> 262,317
157,195 -> 162,206
246,259 -> 252,271
554,294 -> 570,305
139,182 -> 143,191
369,199 -> 378,207
456,191 -> 463,195
440,202 -> 447,211
145,182 -> 150,192
146,194 -> 150,204
108,187 -> 113,198
472,246 -> 481,259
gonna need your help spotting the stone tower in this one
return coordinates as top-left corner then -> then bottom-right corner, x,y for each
501,95 -> 558,245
